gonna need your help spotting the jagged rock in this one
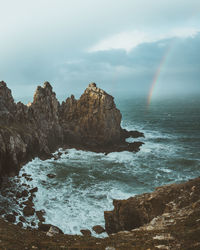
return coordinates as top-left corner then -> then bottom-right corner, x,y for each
0,178 -> 199,249
38,223 -> 63,234
22,200 -> 34,207
36,210 -> 45,222
47,174 -> 56,179
21,190 -> 29,197
60,82 -> 122,145
0,81 -> 143,180
19,216 -> 26,222
17,222 -> 23,228
23,206 -> 35,217
12,211 -> 18,216
104,177 -> 200,234
31,221 -> 36,226
46,226 -> 64,237
30,187 -> 38,193
92,225 -> 105,234
80,229 -> 91,236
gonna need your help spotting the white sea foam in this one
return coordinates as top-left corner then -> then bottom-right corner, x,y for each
15,124 -> 200,237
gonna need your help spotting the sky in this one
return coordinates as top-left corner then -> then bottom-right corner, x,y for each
0,0 -> 200,101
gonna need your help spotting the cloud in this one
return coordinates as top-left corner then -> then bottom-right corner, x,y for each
88,28 -> 200,52
0,0 -> 200,99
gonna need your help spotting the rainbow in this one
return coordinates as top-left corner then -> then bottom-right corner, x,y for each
147,43 -> 173,108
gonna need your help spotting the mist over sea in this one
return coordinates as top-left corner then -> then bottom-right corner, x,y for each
1,94 -> 200,236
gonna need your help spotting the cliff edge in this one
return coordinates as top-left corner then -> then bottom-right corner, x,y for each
0,81 -> 144,179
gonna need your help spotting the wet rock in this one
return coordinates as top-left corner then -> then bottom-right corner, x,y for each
92,225 -> 105,234
5,214 -> 16,223
23,200 -> 34,207
22,173 -> 31,177
104,177 -> 200,234
36,211 -> 45,222
21,190 -> 29,197
12,211 -> 18,216
30,187 -> 38,193
28,196 -> 33,202
19,216 -> 26,222
38,223 -> 63,234
80,229 -> 91,236
23,206 -> 35,216
17,222 -> 23,227
46,225 -> 64,237
47,174 -> 56,179
16,191 -> 23,199
25,177 -> 33,181
31,221 -> 36,226
38,223 -> 51,232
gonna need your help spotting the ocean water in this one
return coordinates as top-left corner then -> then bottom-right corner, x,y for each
1,95 -> 200,236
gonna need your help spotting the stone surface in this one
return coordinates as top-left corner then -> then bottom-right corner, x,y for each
36,210 -> 45,222
47,174 -> 56,179
23,206 -> 35,217
0,81 -> 143,180
38,223 -> 63,234
46,226 -> 64,237
0,177 -> 199,249
92,225 -> 105,234
80,229 -> 91,236
104,177 -> 200,234
30,187 -> 38,193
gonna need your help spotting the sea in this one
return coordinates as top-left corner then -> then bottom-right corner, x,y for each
0,94 -> 200,237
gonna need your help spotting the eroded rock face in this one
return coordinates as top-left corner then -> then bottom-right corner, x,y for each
0,81 -> 143,179
60,83 -> 122,145
104,177 -> 200,234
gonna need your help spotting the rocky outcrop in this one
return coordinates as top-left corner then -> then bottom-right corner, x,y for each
60,83 -> 122,145
0,177 -> 200,249
0,81 -> 144,179
104,177 -> 200,235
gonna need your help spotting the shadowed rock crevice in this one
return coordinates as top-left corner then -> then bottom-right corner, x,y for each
0,81 -> 144,179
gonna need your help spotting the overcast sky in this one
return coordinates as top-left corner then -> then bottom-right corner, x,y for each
0,0 -> 200,101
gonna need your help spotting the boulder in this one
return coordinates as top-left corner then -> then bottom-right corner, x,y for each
46,225 -> 64,237
80,229 -> 91,236
92,225 -> 105,234
23,206 -> 35,216
47,174 -> 56,179
38,223 -> 63,234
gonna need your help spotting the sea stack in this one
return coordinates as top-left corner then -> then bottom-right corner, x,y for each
0,81 -> 144,179
59,82 -> 122,145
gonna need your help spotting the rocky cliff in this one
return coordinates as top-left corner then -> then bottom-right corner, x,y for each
0,177 -> 200,249
104,177 -> 200,235
0,81 -> 143,179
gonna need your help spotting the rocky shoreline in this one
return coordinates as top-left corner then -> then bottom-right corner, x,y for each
0,177 -> 199,249
0,81 -> 199,249
0,81 -> 143,180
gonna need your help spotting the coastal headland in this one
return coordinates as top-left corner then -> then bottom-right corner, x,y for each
0,81 -> 199,249
0,81 -> 143,179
